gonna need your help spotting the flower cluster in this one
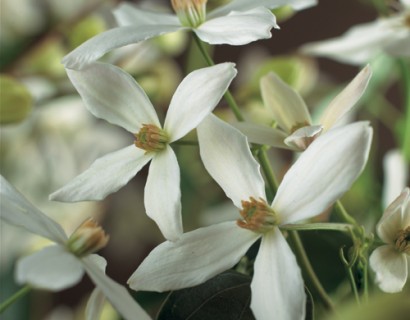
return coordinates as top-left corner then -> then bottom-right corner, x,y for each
1,0 -> 409,319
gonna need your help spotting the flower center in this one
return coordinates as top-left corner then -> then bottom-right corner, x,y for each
394,226 -> 410,254
171,0 -> 207,27
67,218 -> 109,257
134,124 -> 169,153
237,197 -> 279,233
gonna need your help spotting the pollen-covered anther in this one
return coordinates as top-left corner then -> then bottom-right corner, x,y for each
67,218 -> 110,257
394,226 -> 410,254
134,124 -> 169,153
171,0 -> 207,27
237,197 -> 278,233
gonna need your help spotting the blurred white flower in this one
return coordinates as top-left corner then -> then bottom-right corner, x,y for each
383,150 -> 408,208
301,0 -> 410,65
370,188 -> 410,293
0,176 -> 151,320
62,0 -> 317,69
50,62 -> 237,241
128,115 -> 372,320
235,65 -> 371,151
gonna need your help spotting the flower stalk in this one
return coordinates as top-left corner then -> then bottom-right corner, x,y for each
0,285 -> 31,314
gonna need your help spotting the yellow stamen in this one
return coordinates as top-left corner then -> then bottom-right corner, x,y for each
237,197 -> 278,233
134,124 -> 169,153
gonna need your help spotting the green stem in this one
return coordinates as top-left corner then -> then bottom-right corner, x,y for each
256,147 -> 278,194
339,248 -> 361,306
0,285 -> 31,314
335,201 -> 359,228
192,33 -> 244,121
397,58 -> 410,163
172,140 -> 198,146
280,222 -> 352,233
289,231 -> 335,311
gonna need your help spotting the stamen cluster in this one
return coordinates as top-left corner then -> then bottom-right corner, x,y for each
395,226 -> 410,254
171,0 -> 207,27
237,197 -> 278,233
134,124 -> 169,153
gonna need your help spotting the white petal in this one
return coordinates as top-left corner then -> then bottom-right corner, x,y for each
128,221 -> 259,291
81,256 -> 151,320
301,19 -> 397,65
16,245 -> 84,291
232,122 -> 289,148
377,188 -> 410,244
320,65 -> 372,132
260,72 -> 311,134
66,62 -> 160,133
0,176 -> 67,244
382,150 -> 408,208
197,115 -> 266,208
164,63 -> 237,142
195,8 -> 279,46
50,145 -> 153,202
209,0 -> 317,18
86,288 -> 106,320
369,245 -> 408,293
145,146 -> 182,241
273,122 -> 372,224
284,125 -> 323,151
251,229 -> 305,320
114,3 -> 179,27
62,25 -> 183,69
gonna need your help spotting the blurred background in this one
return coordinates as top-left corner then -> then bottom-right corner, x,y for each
0,0 -> 408,319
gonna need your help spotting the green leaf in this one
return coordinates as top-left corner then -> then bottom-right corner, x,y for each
157,270 -> 254,320
0,75 -> 32,124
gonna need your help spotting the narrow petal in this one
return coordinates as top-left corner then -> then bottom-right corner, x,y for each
164,63 -> 237,142
378,188 -> 410,244
16,245 -> 84,291
195,8 -> 279,46
208,0 -> 317,18
0,176 -> 67,244
382,150 -> 408,208
369,245 -> 408,293
113,3 -> 179,27
145,146 -> 182,241
81,256 -> 151,320
62,25 -> 184,70
197,115 -> 266,208
251,229 -> 305,320
86,289 -> 106,320
232,122 -> 289,149
301,19 -> 396,65
273,122 -> 372,224
50,146 -> 153,202
128,221 -> 259,292
260,72 -> 311,134
320,65 -> 372,132
66,62 -> 160,133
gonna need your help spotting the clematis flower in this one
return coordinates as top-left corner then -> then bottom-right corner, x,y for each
235,64 -> 371,151
49,62 -> 236,241
62,0 -> 317,69
128,115 -> 372,320
370,188 -> 410,293
301,0 -> 410,65
0,175 -> 150,320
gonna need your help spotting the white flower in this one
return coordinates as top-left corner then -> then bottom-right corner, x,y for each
235,65 -> 371,151
128,115 -> 372,320
301,0 -> 410,65
49,62 -> 236,241
370,188 -> 410,293
62,0 -> 317,69
0,175 -> 150,320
